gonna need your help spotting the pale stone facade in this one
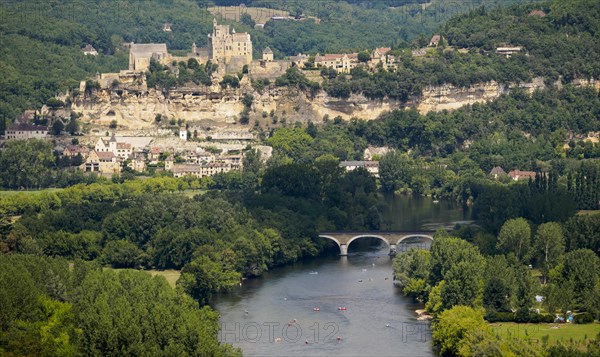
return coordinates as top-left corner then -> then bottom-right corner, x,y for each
4,123 -> 49,140
262,47 -> 274,61
172,163 -> 233,178
315,53 -> 359,74
81,150 -> 121,175
129,43 -> 170,72
208,19 -> 252,72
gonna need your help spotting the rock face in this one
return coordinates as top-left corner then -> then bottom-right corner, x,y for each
71,77 -> 599,129
71,86 -> 246,129
417,78 -> 549,113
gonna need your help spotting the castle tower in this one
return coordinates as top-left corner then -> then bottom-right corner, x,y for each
208,19 -> 253,71
262,47 -> 274,61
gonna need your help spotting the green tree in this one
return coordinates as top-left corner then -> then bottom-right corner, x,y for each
51,120 -> 64,135
267,127 -> 314,162
497,218 -> 531,261
432,306 -> 487,356
240,13 -> 255,28
482,255 -> 514,313
533,222 -> 564,283
0,139 -> 55,189
357,51 -> 371,63
379,151 -> 412,193
178,253 -> 241,305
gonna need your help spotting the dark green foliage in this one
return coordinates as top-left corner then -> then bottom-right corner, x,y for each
0,254 -> 240,356
563,214 -> 600,254
573,312 -> 594,324
0,139 -> 56,189
220,74 -> 240,89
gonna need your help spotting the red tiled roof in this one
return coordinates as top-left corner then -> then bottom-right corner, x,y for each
508,170 -> 536,180
97,152 -> 116,160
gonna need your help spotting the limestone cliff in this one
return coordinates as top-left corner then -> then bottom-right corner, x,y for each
71,77 -> 600,129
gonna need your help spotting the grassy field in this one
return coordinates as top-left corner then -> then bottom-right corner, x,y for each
106,268 -> 181,288
577,210 -> 600,216
0,188 -> 63,197
148,269 -> 181,288
178,189 -> 207,198
489,322 -> 600,348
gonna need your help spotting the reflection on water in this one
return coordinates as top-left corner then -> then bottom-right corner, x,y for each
213,242 -> 433,357
213,197 -> 468,356
381,195 -> 473,231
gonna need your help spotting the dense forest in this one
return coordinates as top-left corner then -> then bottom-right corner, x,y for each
323,0 -> 600,100
393,232 -> 600,355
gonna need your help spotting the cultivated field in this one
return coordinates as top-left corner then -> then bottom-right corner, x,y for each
489,322 -> 599,349
208,6 -> 290,25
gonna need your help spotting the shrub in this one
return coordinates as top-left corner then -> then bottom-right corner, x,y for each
573,312 -> 594,324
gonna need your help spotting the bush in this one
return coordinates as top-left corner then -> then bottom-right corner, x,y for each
573,312 -> 594,324
485,311 -> 515,322
484,311 -> 554,323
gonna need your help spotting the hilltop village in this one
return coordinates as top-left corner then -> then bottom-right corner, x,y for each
1,17 -> 599,181
0,20 -> 451,179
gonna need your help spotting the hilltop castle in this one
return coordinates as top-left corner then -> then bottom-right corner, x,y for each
126,19 -> 253,74
208,19 -> 253,72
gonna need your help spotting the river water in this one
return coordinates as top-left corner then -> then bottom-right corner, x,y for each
213,196 -> 472,356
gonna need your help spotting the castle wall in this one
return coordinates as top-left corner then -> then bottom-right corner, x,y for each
249,60 -> 291,80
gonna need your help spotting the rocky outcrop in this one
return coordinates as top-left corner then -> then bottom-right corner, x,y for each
71,77 -> 600,129
417,78 -> 547,113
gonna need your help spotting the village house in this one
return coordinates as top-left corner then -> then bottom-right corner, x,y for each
339,161 -> 380,178
496,47 -> 523,58
4,122 -> 49,140
127,153 -> 147,173
82,44 -> 98,56
489,166 -> 507,179
217,155 -> 242,169
290,53 -> 310,68
62,145 -> 89,159
81,150 -> 121,175
163,22 -> 172,32
369,47 -> 397,70
94,134 -> 133,159
179,128 -> 188,141
508,170 -> 536,181
115,142 -> 132,159
314,53 -> 359,74
171,162 -> 233,178
129,43 -> 170,72
148,147 -> 162,164
429,34 -> 441,47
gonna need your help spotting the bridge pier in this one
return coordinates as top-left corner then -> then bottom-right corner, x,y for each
389,244 -> 397,256
340,244 -> 348,256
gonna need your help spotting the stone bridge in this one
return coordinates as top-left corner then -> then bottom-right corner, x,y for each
319,231 -> 436,256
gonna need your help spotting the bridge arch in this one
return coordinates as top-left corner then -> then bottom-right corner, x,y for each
346,235 -> 390,251
318,235 -> 342,250
396,235 -> 434,245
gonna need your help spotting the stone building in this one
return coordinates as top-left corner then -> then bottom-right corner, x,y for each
129,43 -> 170,72
262,47 -> 274,61
82,44 -> 98,56
314,53 -> 359,74
81,151 -> 121,175
4,123 -> 49,140
208,19 -> 253,72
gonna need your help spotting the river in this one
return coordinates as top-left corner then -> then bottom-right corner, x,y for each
213,196 -> 472,356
